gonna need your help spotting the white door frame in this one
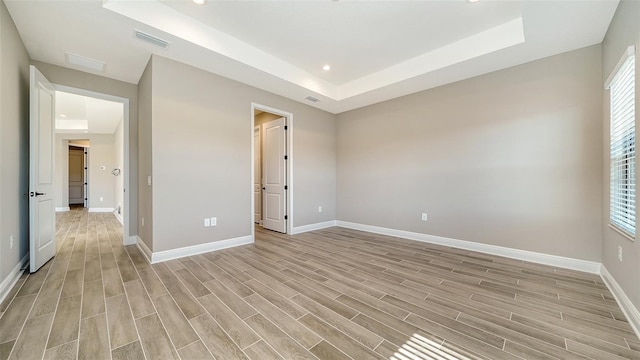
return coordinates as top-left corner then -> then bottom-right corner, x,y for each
250,103 -> 293,239
55,84 -> 131,245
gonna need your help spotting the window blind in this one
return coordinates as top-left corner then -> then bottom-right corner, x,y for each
609,51 -> 635,238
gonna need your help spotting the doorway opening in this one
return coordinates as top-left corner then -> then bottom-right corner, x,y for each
54,85 -> 130,243
251,103 -> 293,238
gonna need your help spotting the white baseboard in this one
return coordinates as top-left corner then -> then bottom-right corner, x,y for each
0,255 -> 28,306
291,220 -> 337,234
89,208 -> 115,213
335,221 -> 602,274
137,235 -> 253,264
600,265 -> 640,340
137,236 -> 152,264
123,235 -> 137,246
55,207 -> 70,212
114,212 -> 124,225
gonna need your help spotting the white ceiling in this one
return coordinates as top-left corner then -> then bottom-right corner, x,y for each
5,0 -> 618,114
55,91 -> 124,134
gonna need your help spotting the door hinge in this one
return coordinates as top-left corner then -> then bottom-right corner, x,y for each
284,155 -> 288,160
284,185 -> 288,190
284,125 -> 288,130
84,167 -> 87,170
84,183 -> 87,185
284,215 -> 288,220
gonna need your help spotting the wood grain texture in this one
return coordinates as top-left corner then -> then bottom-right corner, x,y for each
0,208 -> 638,360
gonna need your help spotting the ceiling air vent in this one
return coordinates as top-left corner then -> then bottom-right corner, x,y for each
305,96 -> 320,102
134,30 -> 170,49
65,53 -> 106,72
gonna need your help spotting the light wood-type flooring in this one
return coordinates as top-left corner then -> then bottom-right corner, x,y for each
1,208 -> 639,359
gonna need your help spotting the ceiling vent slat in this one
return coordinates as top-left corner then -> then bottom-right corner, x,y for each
134,30 -> 170,49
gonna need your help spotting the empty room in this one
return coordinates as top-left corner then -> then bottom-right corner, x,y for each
1,0 -> 639,359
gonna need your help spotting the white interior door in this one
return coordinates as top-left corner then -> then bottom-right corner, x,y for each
254,126 -> 262,224
29,65 -> 56,273
262,117 -> 287,233
68,147 -> 84,205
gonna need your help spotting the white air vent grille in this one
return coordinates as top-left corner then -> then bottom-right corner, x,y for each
65,53 -> 106,72
305,96 -> 319,102
134,30 -> 170,49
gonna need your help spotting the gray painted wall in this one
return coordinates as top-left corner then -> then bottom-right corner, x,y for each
337,45 -> 603,261
147,55 -> 336,252
602,0 -> 640,310
0,0 -> 30,282
31,60 -> 139,238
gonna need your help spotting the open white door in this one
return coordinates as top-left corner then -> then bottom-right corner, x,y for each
254,126 -> 262,224
29,66 -> 56,273
262,117 -> 287,233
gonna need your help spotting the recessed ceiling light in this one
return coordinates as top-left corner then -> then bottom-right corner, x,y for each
468,0 -> 480,3
84,131 -> 89,133
193,0 -> 206,5
322,64 -> 331,71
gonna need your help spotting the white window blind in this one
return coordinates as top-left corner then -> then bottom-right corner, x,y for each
608,48 -> 635,238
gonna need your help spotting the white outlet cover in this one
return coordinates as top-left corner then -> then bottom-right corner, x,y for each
318,206 -> 322,213
204,218 -> 211,227
211,217 -> 217,226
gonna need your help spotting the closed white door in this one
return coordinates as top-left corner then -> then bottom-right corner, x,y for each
29,66 -> 56,273
254,126 -> 261,223
68,147 -> 84,205
262,117 -> 287,233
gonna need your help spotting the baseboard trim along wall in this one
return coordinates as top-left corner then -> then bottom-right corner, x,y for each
136,235 -> 254,264
137,236 -> 152,264
600,265 -> 640,340
291,220 -> 337,234
0,255 -> 28,305
335,221 -> 602,274
89,208 -> 115,213
55,207 -> 70,212
114,212 -> 124,225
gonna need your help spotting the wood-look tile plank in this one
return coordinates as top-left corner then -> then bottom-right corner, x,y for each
43,340 -> 77,360
112,340 -> 146,360
0,341 -> 14,360
198,293 -> 260,349
106,294 -> 138,349
163,280 -> 206,320
243,340 -> 283,360
8,313 -> 54,360
47,294 -> 82,349
16,265 -> 50,297
0,294 -> 37,343
78,314 -> 110,360
152,294 -> 199,349
204,278 -> 257,319
180,259 -> 214,283
124,280 -> 155,319
284,280 -> 357,319
177,340 -> 214,360
103,268 -> 125,298
81,279 -> 105,319
309,340 -> 351,360
175,268 -> 211,298
60,269 -> 83,298
244,313 -> 315,360
190,313 -> 250,359
138,268 -> 168,298
136,313 -> 179,360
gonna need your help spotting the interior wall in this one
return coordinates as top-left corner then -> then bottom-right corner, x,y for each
601,0 -> 640,310
337,44 -> 603,262
0,0 -> 30,283
55,134 -> 116,210
137,58 -> 153,251
30,60 -> 139,236
149,55 -> 336,252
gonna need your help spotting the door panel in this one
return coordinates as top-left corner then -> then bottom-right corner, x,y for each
29,65 -> 56,273
68,148 -> 84,204
254,126 -> 261,223
262,117 -> 286,233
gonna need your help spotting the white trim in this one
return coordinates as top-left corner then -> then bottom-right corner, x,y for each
0,255 -> 28,305
123,235 -> 137,246
55,207 -> 70,212
291,221 -> 337,235
605,45 -> 636,89
335,221 -> 601,274
140,235 -> 253,264
136,236 -> 152,263
114,211 -> 124,225
600,265 -> 640,340
89,207 -> 115,213
250,103 -> 294,235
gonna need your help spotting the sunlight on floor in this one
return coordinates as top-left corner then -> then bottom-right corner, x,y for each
390,333 -> 472,360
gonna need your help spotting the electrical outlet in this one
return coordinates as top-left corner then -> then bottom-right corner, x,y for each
147,176 -> 152,186
211,217 -> 217,226
204,218 -> 211,227
618,246 -> 623,262
100,196 -> 104,202
318,206 -> 322,213
141,217 -> 145,227
421,213 -> 428,221
10,235 -> 14,249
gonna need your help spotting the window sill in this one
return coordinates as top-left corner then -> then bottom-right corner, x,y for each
608,224 -> 636,242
